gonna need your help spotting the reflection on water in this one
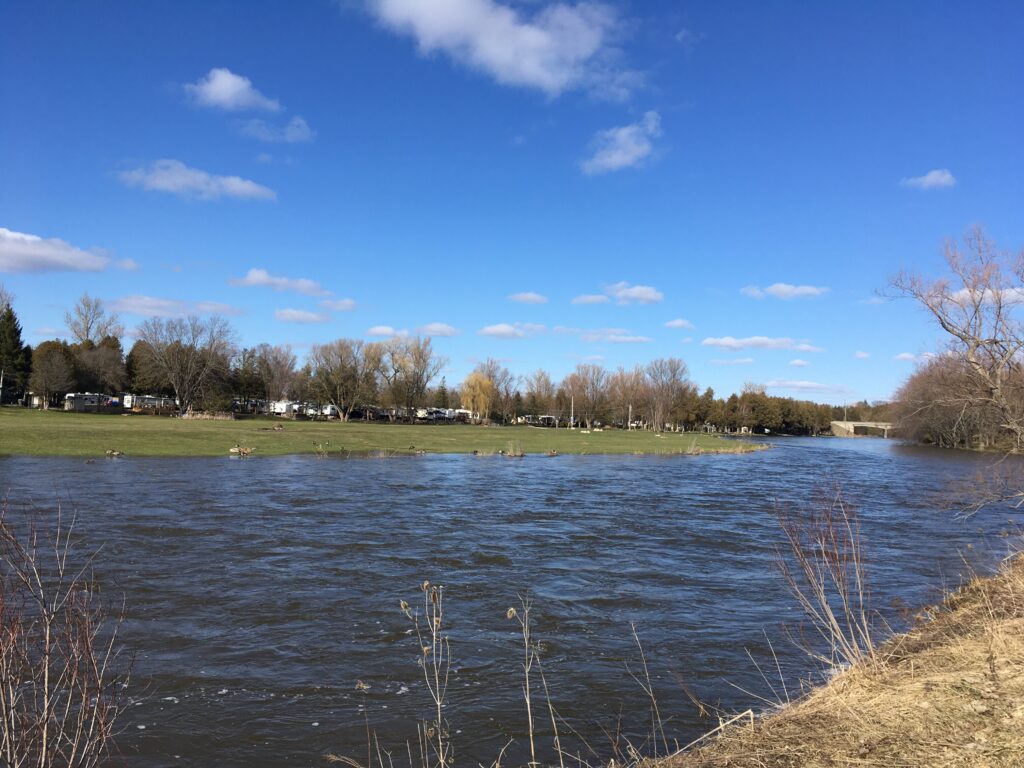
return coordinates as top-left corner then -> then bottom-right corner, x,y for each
0,437 -> 1021,767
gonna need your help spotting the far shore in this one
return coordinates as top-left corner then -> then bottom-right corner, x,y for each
0,408 -> 765,458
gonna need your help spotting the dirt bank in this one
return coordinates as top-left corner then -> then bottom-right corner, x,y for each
662,553 -> 1024,767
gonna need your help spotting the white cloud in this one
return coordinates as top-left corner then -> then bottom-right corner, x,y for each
606,280 -> 663,305
110,295 -> 242,318
701,336 -> 822,352
321,298 -> 357,312
764,379 -> 851,395
241,115 -> 316,143
580,328 -> 652,343
508,291 -> 548,304
230,268 -> 327,296
900,168 -> 956,190
894,352 -> 918,361
0,227 -> 110,273
367,0 -> 635,99
275,309 -> 329,324
581,111 -> 661,175
741,283 -> 829,300
789,359 -> 810,367
116,258 -> 139,270
478,322 -> 545,339
664,318 -> 694,329
119,159 -> 276,201
571,293 -> 610,305
367,324 -> 410,337
418,322 -> 459,337
854,350 -> 870,359
711,358 -> 754,365
184,67 -> 280,112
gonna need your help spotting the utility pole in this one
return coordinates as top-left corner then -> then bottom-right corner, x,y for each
628,402 -> 632,430
570,395 -> 574,430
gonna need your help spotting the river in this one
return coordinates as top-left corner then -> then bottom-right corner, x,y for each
1,437 -> 1021,766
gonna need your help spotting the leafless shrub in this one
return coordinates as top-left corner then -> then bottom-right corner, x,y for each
0,498 -> 130,768
775,486 -> 879,668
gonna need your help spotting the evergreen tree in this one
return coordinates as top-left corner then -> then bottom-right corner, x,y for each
0,304 -> 31,403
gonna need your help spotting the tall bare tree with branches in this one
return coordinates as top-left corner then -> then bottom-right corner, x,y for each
892,227 -> 1024,450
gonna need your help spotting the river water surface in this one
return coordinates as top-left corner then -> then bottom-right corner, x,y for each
1,437 -> 1021,766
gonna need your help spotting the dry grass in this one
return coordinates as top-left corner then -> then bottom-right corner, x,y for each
659,553 -> 1024,768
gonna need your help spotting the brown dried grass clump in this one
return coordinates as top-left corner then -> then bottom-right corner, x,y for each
660,553 -> 1024,768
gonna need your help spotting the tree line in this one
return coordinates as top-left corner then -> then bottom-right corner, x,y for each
0,286 -> 890,433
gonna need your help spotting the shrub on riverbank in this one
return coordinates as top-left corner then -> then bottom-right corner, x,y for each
660,552 -> 1024,767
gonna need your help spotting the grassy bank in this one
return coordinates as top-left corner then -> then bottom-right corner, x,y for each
0,408 -> 761,458
662,553 -> 1024,767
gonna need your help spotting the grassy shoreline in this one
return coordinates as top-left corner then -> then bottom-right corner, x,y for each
662,553 -> 1024,767
0,408 -> 763,458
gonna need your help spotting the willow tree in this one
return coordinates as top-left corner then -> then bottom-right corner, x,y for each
460,372 -> 494,423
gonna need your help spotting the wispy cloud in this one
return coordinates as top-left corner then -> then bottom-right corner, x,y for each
664,318 -> 694,329
789,359 -> 810,367
580,328 -> 652,344
367,324 -> 410,338
508,291 -> 548,304
581,111 -> 661,175
711,357 -> 754,365
741,283 -> 829,300
321,298 -> 357,312
894,351 -> 938,362
900,168 -> 956,190
571,293 -> 610,305
764,379 -> 851,395
110,295 -> 242,318
366,0 -> 637,99
417,322 -> 459,337
119,159 -> 276,201
0,227 -> 113,273
241,116 -> 316,143
606,281 -> 664,305
230,268 -> 327,296
275,308 -> 330,324
854,350 -> 870,359
184,67 -> 280,112
478,322 -> 545,339
702,336 -> 822,352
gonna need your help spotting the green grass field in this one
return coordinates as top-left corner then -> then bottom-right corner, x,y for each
0,408 -> 761,458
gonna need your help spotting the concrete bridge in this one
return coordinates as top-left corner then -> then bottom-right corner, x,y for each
831,421 -> 894,438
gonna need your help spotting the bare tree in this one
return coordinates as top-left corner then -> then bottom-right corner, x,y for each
0,499 -> 131,767
254,343 -> 297,402
562,363 -> 608,428
608,365 -> 647,429
29,342 -> 73,408
64,294 -> 123,346
892,227 -> 1024,450
376,337 -> 446,420
646,357 -> 695,432
523,369 -> 555,417
135,315 -> 236,414
0,283 -> 12,311
309,339 -> 377,421
474,359 -> 518,424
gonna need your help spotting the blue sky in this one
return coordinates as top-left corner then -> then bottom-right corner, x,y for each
2,1 -> 1022,403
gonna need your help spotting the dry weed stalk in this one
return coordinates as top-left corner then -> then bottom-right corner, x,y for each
775,486 -> 878,668
0,498 -> 130,768
401,581 -> 452,768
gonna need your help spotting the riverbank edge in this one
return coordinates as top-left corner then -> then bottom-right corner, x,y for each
659,551 -> 1024,767
0,409 -> 768,458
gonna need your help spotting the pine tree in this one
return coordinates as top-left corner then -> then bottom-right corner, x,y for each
0,304 -> 31,403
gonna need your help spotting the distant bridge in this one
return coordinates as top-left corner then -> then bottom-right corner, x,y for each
831,421 -> 894,438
